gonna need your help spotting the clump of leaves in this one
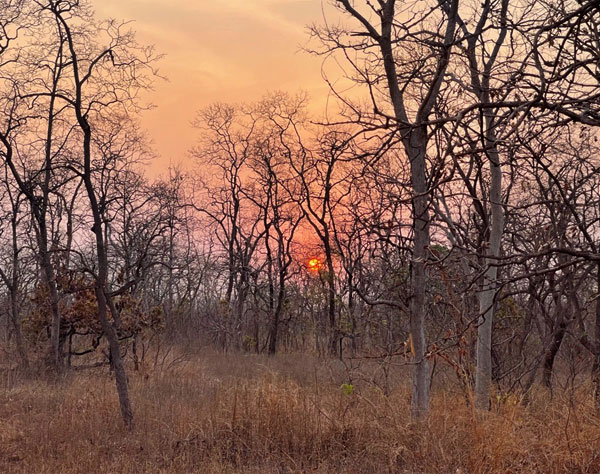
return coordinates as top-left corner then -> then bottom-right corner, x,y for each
26,270 -> 163,359
340,383 -> 354,396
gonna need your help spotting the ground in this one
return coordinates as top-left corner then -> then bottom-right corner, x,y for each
0,349 -> 599,473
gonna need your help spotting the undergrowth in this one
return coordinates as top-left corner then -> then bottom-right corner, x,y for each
0,350 -> 599,473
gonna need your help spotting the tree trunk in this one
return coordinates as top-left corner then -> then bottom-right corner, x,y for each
408,137 -> 431,420
324,240 -> 338,357
39,235 -> 63,370
96,286 -> 133,427
268,270 -> 286,355
592,264 -> 600,410
9,218 -> 27,369
542,319 -> 567,391
82,119 -> 134,428
166,225 -> 175,336
9,289 -> 27,369
475,128 -> 504,410
267,303 -> 281,356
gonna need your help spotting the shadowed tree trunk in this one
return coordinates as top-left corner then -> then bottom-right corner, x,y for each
593,264 -> 600,409
0,192 -> 28,368
475,142 -> 504,409
328,0 -> 459,419
53,3 -> 135,427
406,130 -> 432,419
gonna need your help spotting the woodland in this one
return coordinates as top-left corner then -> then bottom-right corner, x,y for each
1,0 -> 600,472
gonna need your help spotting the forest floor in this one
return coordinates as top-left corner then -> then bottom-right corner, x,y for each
0,348 -> 599,473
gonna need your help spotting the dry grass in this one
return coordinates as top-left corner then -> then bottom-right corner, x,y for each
1,350 -> 600,473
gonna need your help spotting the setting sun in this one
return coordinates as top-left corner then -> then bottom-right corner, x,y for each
307,258 -> 321,271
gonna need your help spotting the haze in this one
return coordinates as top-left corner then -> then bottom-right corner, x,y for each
95,0 -> 329,175
3,1 -> 599,472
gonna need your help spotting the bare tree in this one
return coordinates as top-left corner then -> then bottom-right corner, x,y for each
246,95 -> 305,354
312,0 -> 460,418
192,103 -> 268,349
38,0 -> 158,427
0,168 -> 28,367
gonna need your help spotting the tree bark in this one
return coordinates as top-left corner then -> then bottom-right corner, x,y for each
39,231 -> 63,370
542,319 -> 567,390
592,264 -> 600,410
475,144 -> 503,410
9,214 -> 27,368
407,135 -> 431,420
324,239 -> 338,357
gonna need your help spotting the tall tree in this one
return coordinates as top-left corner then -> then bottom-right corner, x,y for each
313,0 -> 459,418
41,0 -> 158,426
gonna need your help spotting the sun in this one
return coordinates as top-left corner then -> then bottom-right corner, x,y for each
307,258 -> 321,271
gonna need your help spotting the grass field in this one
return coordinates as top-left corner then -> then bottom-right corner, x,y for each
1,350 -> 599,473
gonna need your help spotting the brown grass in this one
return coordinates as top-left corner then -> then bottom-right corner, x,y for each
1,350 -> 600,473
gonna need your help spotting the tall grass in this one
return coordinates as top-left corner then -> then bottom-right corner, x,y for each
0,350 -> 599,473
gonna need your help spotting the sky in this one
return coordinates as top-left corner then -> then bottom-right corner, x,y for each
94,0 -> 332,176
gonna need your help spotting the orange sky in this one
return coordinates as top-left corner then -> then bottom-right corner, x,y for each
94,0 -> 333,176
